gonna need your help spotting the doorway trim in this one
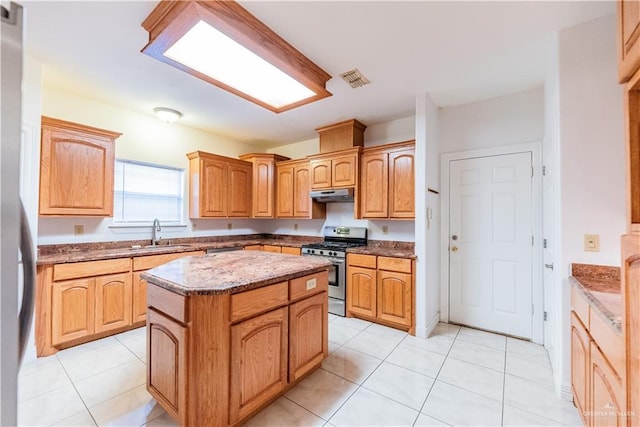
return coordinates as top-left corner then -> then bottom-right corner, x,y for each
440,141 -> 543,344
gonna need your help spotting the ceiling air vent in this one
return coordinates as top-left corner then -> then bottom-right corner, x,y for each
340,69 -> 370,88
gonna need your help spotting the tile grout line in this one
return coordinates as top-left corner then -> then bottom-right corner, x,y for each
500,339 -> 508,426
55,353 -> 100,427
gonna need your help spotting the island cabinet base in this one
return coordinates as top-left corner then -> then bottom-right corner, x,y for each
146,269 -> 329,427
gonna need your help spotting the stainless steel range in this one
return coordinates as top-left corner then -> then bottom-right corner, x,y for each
301,226 -> 367,316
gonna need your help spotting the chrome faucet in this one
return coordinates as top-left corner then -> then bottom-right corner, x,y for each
151,218 -> 161,246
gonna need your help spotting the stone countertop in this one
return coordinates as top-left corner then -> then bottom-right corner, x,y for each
347,240 -> 416,259
570,263 -> 622,332
141,251 -> 332,296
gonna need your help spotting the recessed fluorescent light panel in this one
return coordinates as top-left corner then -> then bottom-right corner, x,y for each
141,1 -> 332,113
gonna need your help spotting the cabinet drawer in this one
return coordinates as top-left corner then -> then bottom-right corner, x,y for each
571,286 -> 591,328
133,251 -> 202,271
590,310 -> 624,378
347,253 -> 376,269
289,271 -> 329,302
147,283 -> 189,324
378,256 -> 412,273
262,245 -> 282,253
244,245 -> 262,251
53,258 -> 131,281
281,246 -> 301,256
230,282 -> 288,323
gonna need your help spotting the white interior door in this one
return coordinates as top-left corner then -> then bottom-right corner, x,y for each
449,152 -> 533,339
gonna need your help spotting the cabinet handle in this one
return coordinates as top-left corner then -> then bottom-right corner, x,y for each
544,263 -> 554,270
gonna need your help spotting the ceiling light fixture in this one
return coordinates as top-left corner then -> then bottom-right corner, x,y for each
153,107 -> 182,123
141,1 -> 333,113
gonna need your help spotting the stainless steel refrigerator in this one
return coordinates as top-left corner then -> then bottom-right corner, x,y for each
1,2 -> 36,424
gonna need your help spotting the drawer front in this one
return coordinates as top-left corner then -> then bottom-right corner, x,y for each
290,271 -> 329,302
347,253 -> 377,269
53,258 -> 131,281
243,245 -> 263,251
147,283 -> 189,324
262,245 -> 282,253
281,246 -> 301,256
378,256 -> 412,273
133,251 -> 202,271
590,309 -> 625,379
571,285 -> 591,328
230,282 -> 288,323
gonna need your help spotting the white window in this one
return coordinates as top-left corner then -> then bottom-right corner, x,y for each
113,159 -> 185,224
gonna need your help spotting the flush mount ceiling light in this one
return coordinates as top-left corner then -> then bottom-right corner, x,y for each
141,1 -> 332,113
153,107 -> 182,123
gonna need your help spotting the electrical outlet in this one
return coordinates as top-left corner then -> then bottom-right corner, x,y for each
74,225 -> 84,235
382,225 -> 388,234
584,234 -> 600,252
294,223 -> 298,231
227,223 -> 232,230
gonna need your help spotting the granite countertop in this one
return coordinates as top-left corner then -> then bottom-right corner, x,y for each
347,240 -> 416,259
570,263 -> 622,331
141,251 -> 332,296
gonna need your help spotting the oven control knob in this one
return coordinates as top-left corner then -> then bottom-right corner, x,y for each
329,251 -> 335,257
319,250 -> 324,255
311,249 -> 315,254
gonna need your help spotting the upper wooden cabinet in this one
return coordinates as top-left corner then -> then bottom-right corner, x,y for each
239,153 -> 290,218
316,119 -> 366,153
309,147 -> 360,189
275,159 -> 325,219
618,0 -> 640,83
39,117 -> 120,216
359,141 -> 415,219
187,151 -> 252,218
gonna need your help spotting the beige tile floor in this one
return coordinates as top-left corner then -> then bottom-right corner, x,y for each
17,318 -> 582,426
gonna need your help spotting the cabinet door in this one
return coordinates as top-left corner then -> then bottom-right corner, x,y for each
389,149 -> 415,218
571,313 -> 591,425
332,154 -> 357,187
591,342 -> 625,427
230,307 -> 288,424
294,165 -> 312,218
310,159 -> 332,189
377,270 -> 412,327
147,309 -> 188,425
347,266 -> 377,318
619,0 -> 640,82
40,126 -> 115,216
51,278 -> 95,346
201,157 -> 227,217
228,162 -> 252,217
360,152 -> 388,218
289,292 -> 327,382
95,273 -> 132,333
276,165 -> 294,217
132,272 -> 148,324
253,159 -> 275,217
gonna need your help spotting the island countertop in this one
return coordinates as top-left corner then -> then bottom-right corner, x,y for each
141,251 -> 332,296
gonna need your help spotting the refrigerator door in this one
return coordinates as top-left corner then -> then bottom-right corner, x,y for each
1,2 -> 25,425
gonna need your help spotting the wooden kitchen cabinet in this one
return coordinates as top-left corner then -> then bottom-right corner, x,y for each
276,159 -> 325,219
618,0 -> 640,83
591,342 -> 625,427
571,313 -> 591,425
132,272 -> 148,324
94,272 -> 132,334
187,151 -> 252,218
309,147 -> 360,189
289,292 -> 327,382
316,119 -> 366,153
281,246 -> 302,256
229,307 -> 288,424
51,278 -> 95,346
377,269 -> 412,327
39,116 -> 120,216
359,141 -> 415,219
347,266 -> 377,318
262,245 -> 282,253
239,153 -> 290,218
147,308 -> 188,425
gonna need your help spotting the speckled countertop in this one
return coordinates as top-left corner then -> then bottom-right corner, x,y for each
570,263 -> 622,331
346,240 -> 416,259
141,251 -> 332,296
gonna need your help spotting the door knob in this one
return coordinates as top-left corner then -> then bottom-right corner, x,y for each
451,246 -> 458,252
544,263 -> 554,270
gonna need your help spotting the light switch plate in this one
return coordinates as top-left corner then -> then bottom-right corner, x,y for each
584,234 -> 600,252
74,225 -> 84,235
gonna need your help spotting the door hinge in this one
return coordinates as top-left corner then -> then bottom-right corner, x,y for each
544,311 -> 548,321
543,238 -> 548,249
532,304 -> 535,315
531,166 -> 534,177
542,165 -> 547,176
531,236 -> 534,246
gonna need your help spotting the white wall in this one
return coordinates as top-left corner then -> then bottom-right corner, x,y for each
38,88 -> 266,244
264,115 -> 416,241
556,14 -> 625,397
439,88 -> 545,154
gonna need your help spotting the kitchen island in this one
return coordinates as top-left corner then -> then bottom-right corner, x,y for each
141,251 -> 331,426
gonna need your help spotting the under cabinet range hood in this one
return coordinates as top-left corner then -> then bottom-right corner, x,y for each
310,188 -> 354,203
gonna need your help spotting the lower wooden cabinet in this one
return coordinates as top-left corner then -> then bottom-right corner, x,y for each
289,292 -> 327,382
51,278 -> 95,346
571,313 -> 591,425
591,342 -> 625,427
229,307 -> 288,424
132,272 -> 148,324
347,266 -> 377,318
377,270 -> 412,327
147,308 -> 188,425
94,272 -> 132,333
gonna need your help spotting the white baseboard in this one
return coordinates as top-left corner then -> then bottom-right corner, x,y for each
416,312 -> 440,338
